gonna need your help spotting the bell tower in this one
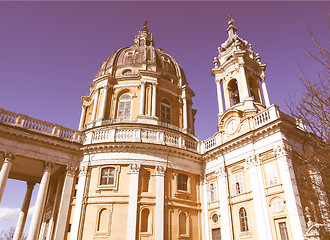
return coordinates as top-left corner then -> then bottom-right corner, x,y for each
212,15 -> 271,122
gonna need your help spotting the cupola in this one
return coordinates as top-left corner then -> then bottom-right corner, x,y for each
79,23 -> 196,135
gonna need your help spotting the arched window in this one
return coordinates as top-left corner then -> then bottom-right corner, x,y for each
179,212 -> 187,235
117,93 -> 132,121
100,167 -> 115,185
160,99 -> 171,124
239,207 -> 249,232
140,208 -> 150,232
122,69 -> 132,76
97,208 -> 109,233
228,80 -> 240,106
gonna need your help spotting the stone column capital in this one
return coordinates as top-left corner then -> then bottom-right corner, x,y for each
152,82 -> 158,86
66,165 -> 77,177
27,181 -> 36,189
260,71 -> 266,82
199,174 -> 207,184
155,165 -> 166,176
43,162 -> 54,172
3,152 -> 15,163
129,163 -> 140,174
216,166 -> 226,178
246,154 -> 260,167
274,144 -> 292,158
238,57 -> 245,67
140,79 -> 147,85
78,165 -> 88,176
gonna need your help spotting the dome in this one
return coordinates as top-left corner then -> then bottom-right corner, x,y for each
94,22 -> 187,86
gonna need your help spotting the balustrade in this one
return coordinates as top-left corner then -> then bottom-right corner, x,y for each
0,108 -> 82,143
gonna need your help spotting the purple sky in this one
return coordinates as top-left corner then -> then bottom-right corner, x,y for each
0,0 -> 329,233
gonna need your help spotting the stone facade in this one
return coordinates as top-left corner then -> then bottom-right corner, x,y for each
0,18 -> 328,240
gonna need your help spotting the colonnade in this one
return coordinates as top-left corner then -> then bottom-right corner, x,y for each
0,152 -> 77,240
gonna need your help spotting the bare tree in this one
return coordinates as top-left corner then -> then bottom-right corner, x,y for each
287,26 -> 330,236
0,227 -> 27,240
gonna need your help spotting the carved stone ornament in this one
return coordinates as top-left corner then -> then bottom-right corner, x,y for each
155,165 -> 166,176
66,165 -> 77,177
216,166 -> 226,178
199,174 -> 206,184
129,163 -> 141,174
238,57 -> 245,67
3,152 -> 15,163
246,154 -> 260,166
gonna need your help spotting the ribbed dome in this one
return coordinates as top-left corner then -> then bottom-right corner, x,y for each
94,22 -> 186,86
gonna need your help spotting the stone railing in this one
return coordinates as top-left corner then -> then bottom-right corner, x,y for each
89,125 -> 198,152
0,108 -> 83,143
253,104 -> 280,128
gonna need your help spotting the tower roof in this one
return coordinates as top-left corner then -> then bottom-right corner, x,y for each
221,14 -> 248,51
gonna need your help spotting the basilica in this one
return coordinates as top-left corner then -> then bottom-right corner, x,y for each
0,17 -> 329,240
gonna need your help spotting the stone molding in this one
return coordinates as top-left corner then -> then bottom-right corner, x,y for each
129,163 -> 140,174
3,152 -> 15,163
155,165 -> 166,176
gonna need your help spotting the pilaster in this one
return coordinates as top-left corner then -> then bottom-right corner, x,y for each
155,165 -> 166,240
200,174 -> 210,240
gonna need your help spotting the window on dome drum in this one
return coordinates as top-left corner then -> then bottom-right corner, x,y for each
212,228 -> 221,240
178,173 -> 188,191
100,167 -> 115,185
117,93 -> 132,121
239,207 -> 249,232
208,182 -> 218,202
231,172 -> 244,195
122,69 -> 132,76
228,80 -> 240,105
160,99 -> 171,124
265,161 -> 279,186
279,222 -> 289,240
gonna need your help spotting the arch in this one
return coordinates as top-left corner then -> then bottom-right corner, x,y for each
248,78 -> 261,103
116,93 -> 132,121
239,207 -> 249,232
178,211 -> 189,237
228,79 -> 240,106
140,208 -> 150,233
122,69 -> 132,76
160,98 -> 171,124
96,208 -> 110,233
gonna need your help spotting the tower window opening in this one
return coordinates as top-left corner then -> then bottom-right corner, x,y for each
160,99 -> 171,124
117,93 -> 132,121
279,222 -> 289,240
239,207 -> 249,232
142,170 -> 151,192
249,79 -> 260,103
212,228 -> 221,240
228,80 -> 240,105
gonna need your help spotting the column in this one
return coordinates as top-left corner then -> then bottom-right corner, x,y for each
151,82 -> 157,116
200,175 -> 210,240
238,57 -> 250,100
188,100 -> 194,132
215,78 -> 224,115
0,152 -> 14,203
216,166 -> 233,240
45,176 -> 64,240
13,182 -> 35,240
100,85 -> 109,120
260,72 -> 271,107
78,105 -> 86,130
182,87 -> 188,130
91,89 -> 99,121
246,155 -> 272,239
27,162 -> 53,240
139,80 -> 146,115
155,166 -> 166,240
275,145 -> 306,239
126,163 -> 140,240
70,166 -> 88,240
54,166 -> 76,240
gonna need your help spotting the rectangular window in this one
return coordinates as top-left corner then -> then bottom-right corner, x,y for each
212,228 -> 221,240
279,222 -> 289,240
207,182 -> 218,202
231,173 -> 244,195
100,167 -> 115,185
178,173 -> 188,191
265,161 -> 279,186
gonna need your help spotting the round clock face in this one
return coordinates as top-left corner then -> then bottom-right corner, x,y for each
226,118 -> 239,134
